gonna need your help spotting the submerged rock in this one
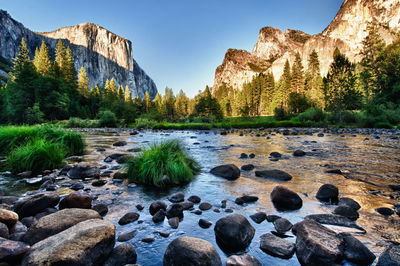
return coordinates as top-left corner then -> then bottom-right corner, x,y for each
305,214 -> 365,232
166,204 -> 184,219
339,233 -> 376,265
338,197 -> 361,211
260,233 -> 295,259
255,169 -> 292,181
149,201 -> 167,216
104,243 -> 137,266
271,186 -> 302,211
293,150 -> 306,157
117,230 -> 136,242
92,203 -> 108,216
59,191 -> 92,210
210,164 -> 240,180
152,210 -> 166,223
241,164 -> 255,171
316,184 -> 339,203
333,205 -> 359,221
376,245 -> 400,266
113,141 -> 127,146
250,212 -> 266,224
118,212 -> 140,225
273,218 -> 293,234
169,192 -> 185,203
376,207 -> 394,216
226,254 -> 261,266
199,202 -> 212,211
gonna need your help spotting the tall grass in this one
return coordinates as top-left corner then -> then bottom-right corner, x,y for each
126,140 -> 200,187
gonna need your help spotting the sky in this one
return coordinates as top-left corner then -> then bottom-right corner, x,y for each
1,0 -> 343,97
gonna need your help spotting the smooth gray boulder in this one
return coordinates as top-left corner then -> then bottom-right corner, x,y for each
226,254 -> 261,266
260,233 -> 295,259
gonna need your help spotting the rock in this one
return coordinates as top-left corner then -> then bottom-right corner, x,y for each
14,192 -> 60,218
187,195 -> 201,204
159,231 -> 170,237
91,179 -> 107,187
0,196 -> 19,205
152,210 -> 166,223
249,153 -> 256,158
293,219 -> 344,265
333,205 -> 359,221
118,212 -> 140,225
113,171 -> 128,179
226,254 -> 261,266
199,219 -> 212,229
67,162 -> 100,179
214,214 -> 255,252
166,204 -> 184,219
25,177 -> 43,185
317,133 -> 324,137
130,131 -> 139,136
338,197 -> 361,211
92,203 -> 108,216
376,245 -> 400,266
339,233 -> 376,265
210,164 -> 240,180
21,217 -> 35,228
34,208 -> 57,220
113,141 -> 127,146
235,197 -> 244,205
0,237 -> 30,262
241,195 -> 258,203
271,186 -> 302,211
260,233 -> 296,259
270,152 -> 281,158
163,237 -> 222,266
180,201 -> 194,210
136,204 -> 144,211
141,237 -> 154,243
293,150 -> 306,156
389,184 -> 400,191
23,208 -> 101,245
376,207 -> 394,216
59,165 -> 72,175
316,184 -> 339,203
199,202 -> 212,211
59,191 -> 92,209
70,182 -> 84,191
241,164 -> 255,171
117,230 -> 136,242
255,170 -> 292,181
18,171 -> 32,179
192,210 -> 202,215
250,212 -> 266,224
266,215 -> 281,222
21,219 -> 115,266
104,243 -> 137,266
168,217 -> 179,229
0,222 -> 9,238
273,218 -> 293,234
305,214 -> 365,232
0,209 -> 18,227
169,192 -> 185,203
116,155 -> 133,164
239,153 -> 248,159
326,169 -> 342,174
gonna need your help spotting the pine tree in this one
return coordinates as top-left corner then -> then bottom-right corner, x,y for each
104,79 -> 112,95
144,91 -> 151,112
55,39 -> 66,73
109,78 -> 117,95
118,85 -> 124,99
291,52 -> 304,93
11,38 -> 31,79
153,92 -> 163,113
305,50 -> 324,107
124,85 -> 131,102
64,46 -> 76,85
162,87 -> 175,118
174,89 -> 189,118
278,59 -> 292,108
78,66 -> 89,97
260,72 -> 275,114
33,40 -> 52,76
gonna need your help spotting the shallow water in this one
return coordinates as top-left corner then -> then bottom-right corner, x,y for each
2,129 -> 400,265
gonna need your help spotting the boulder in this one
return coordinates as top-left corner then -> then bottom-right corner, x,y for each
152,210 -> 166,223
14,192 -> 60,218
239,153 -> 248,159
169,192 -> 185,203
293,219 -> 344,265
0,196 -> 19,205
293,150 -> 306,157
249,212 -> 266,224
305,214 -> 365,232
149,201 -> 167,216
187,195 -> 201,204
198,219 -> 212,229
168,217 -> 179,229
113,141 -> 127,146
266,215 -> 281,223
21,219 -> 115,266
199,202 -> 212,211
376,207 -> 394,216
0,222 -> 9,238
0,237 -> 30,262
104,243 -> 137,266
92,203 -> 108,216
91,180 -> 107,187
23,208 -> 101,245
226,254 -> 261,266
271,186 -> 302,211
241,164 -> 255,171
0,209 -> 18,227
59,191 -> 92,209
255,170 -> 292,181
118,212 -> 140,225
270,152 -> 281,158
166,204 -> 184,219
210,164 -> 240,180
339,197 -> 361,211
117,230 -> 136,242
376,245 -> 400,266
273,218 -> 293,234
181,201 -> 194,210
339,233 -> 376,265
333,205 -> 359,221
163,236 -> 222,266
67,162 -> 100,179
316,184 -> 339,203
259,233 -> 296,259
214,214 -> 255,252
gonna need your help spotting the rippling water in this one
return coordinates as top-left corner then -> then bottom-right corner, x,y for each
2,129 -> 400,265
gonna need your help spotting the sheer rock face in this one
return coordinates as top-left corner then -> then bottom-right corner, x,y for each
213,0 -> 400,92
0,10 -> 157,99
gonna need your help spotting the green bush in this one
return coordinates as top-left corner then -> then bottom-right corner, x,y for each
99,110 -> 118,127
134,118 -> 157,129
297,108 -> 326,123
64,117 -> 99,128
374,121 -> 394,129
7,139 -> 65,174
126,140 -> 200,187
274,107 -> 289,121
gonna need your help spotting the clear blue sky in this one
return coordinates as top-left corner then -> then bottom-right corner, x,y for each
2,0 -> 343,97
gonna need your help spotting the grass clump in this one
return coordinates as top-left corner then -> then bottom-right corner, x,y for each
126,140 -> 200,187
7,139 -> 65,174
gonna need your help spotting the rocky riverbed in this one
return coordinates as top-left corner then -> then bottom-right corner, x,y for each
0,127 -> 400,265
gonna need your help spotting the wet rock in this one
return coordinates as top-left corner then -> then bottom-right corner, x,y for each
235,197 -> 244,205
0,209 -> 18,227
34,207 -> 58,220
326,169 -> 342,174
225,209 -> 234,213
269,152 -> 281,158
21,219 -> 115,266
59,191 -> 92,210
376,245 -> 400,266
25,177 -> 44,185
21,217 -> 35,228
0,222 -> 9,238
192,210 -> 202,215
221,200 -> 227,209
18,171 -> 32,179
271,186 -> 302,211
180,201 -> 194,210
241,164 -> 255,171
317,133 -> 324,137
14,192 -> 60,218
376,207 -> 394,216
187,195 -> 201,204
255,170 -> 292,181
249,153 -> 256,158
117,230 -> 136,242
169,192 -> 185,203
333,205 -> 359,221
199,202 -> 212,211
163,236 -> 222,266
305,214 -> 365,232
130,131 -> 139,135
116,155 -> 133,164
210,164 -> 240,180
389,184 -> 400,191
159,231 -> 170,237
168,217 -> 179,229
166,204 -> 184,219
214,214 -> 255,252
250,212 -> 266,224
59,165 -> 72,175
113,171 -> 127,179
0,196 -> 19,205
239,153 -> 248,159
260,233 -> 295,259
0,237 -> 30,262
199,219 -> 212,229
118,212 -> 140,225
23,208 -> 101,245
241,195 -> 258,203
92,179 -> 107,187
67,162 -> 100,179
226,254 -> 261,266
339,197 -> 361,211
293,150 -> 306,157
141,237 -> 154,243
293,219 -> 343,265
113,141 -> 127,146
92,203 -> 108,216
104,243 -> 137,266
70,182 -> 84,191
339,233 -> 376,265
152,210 -> 166,223
316,184 -> 339,203
273,218 -> 293,234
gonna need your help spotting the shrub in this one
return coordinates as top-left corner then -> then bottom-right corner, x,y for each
374,121 -> 394,129
7,139 -> 65,174
99,110 -> 118,127
274,107 -> 289,121
134,118 -> 157,129
126,140 -> 200,187
297,108 -> 326,123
